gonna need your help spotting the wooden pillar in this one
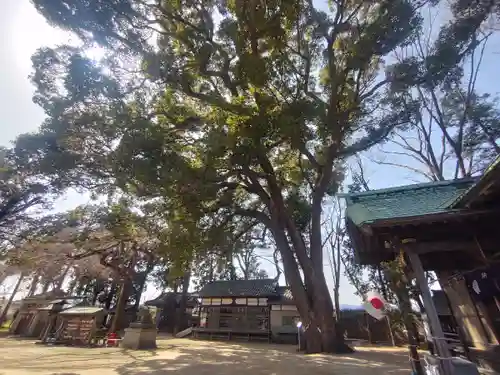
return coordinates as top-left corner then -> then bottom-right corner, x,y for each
438,271 -> 492,349
440,285 -> 471,360
9,311 -> 24,334
406,248 -> 453,375
27,311 -> 42,337
41,313 -> 57,342
55,318 -> 67,341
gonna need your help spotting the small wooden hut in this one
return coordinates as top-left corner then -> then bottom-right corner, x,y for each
54,306 -> 107,346
38,297 -> 84,343
9,290 -> 67,337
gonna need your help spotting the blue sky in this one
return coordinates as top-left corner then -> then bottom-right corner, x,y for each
1,0 -> 499,305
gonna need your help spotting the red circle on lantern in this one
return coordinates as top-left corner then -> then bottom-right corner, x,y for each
370,297 -> 384,310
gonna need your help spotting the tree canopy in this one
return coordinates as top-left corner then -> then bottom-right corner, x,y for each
0,147 -> 49,246
11,0 -> 454,353
371,20 -> 500,181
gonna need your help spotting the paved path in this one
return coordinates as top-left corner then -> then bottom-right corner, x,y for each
0,337 -> 411,375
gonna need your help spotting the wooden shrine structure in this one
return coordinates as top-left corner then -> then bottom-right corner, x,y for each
341,157 -> 500,372
53,306 -> 107,346
9,290 -> 67,337
191,279 -> 393,344
145,292 -> 198,333
194,279 -> 275,342
37,297 -> 84,343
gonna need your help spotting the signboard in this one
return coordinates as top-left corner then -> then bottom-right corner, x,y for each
62,317 -> 94,343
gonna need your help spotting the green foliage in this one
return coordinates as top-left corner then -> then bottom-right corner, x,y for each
0,148 -> 48,246
15,0 -> 450,350
20,0 -> 425,258
431,0 -> 499,81
375,24 -> 500,181
457,92 -> 500,173
388,0 -> 499,88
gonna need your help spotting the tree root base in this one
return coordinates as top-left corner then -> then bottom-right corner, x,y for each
302,342 -> 355,354
332,343 -> 355,354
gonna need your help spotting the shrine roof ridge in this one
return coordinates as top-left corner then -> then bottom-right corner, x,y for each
340,178 -> 477,226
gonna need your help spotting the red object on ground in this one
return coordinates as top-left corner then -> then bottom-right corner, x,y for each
107,332 -> 119,346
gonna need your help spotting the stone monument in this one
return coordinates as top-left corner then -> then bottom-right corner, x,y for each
120,306 -> 157,350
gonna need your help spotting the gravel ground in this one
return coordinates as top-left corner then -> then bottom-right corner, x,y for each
0,337 -> 412,375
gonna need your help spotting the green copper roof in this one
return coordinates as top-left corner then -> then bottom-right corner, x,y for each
342,178 -> 477,226
450,155 -> 500,208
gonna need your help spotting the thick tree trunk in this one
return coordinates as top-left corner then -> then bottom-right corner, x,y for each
257,154 -> 350,353
133,261 -> 154,310
385,267 -> 424,375
270,218 -> 352,353
377,267 -> 396,346
0,273 -> 24,325
110,279 -> 130,333
334,287 -> 341,319
365,314 -> 373,344
399,289 -> 424,375
27,272 -> 39,297
55,265 -> 70,290
174,271 -> 191,335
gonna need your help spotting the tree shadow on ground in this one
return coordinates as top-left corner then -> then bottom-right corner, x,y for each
114,340 -> 410,375
0,337 -> 411,374
0,341 -> 159,372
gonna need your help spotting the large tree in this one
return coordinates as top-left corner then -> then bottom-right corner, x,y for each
17,0 -> 427,353
372,20 -> 500,181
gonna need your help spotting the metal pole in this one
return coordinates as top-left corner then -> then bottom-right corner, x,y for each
297,327 -> 301,351
406,248 -> 454,375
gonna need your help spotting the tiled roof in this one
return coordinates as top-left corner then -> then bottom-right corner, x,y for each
60,306 -> 105,315
144,292 -> 198,307
450,156 -> 500,208
342,178 -> 476,226
24,289 -> 67,302
198,279 -> 278,297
